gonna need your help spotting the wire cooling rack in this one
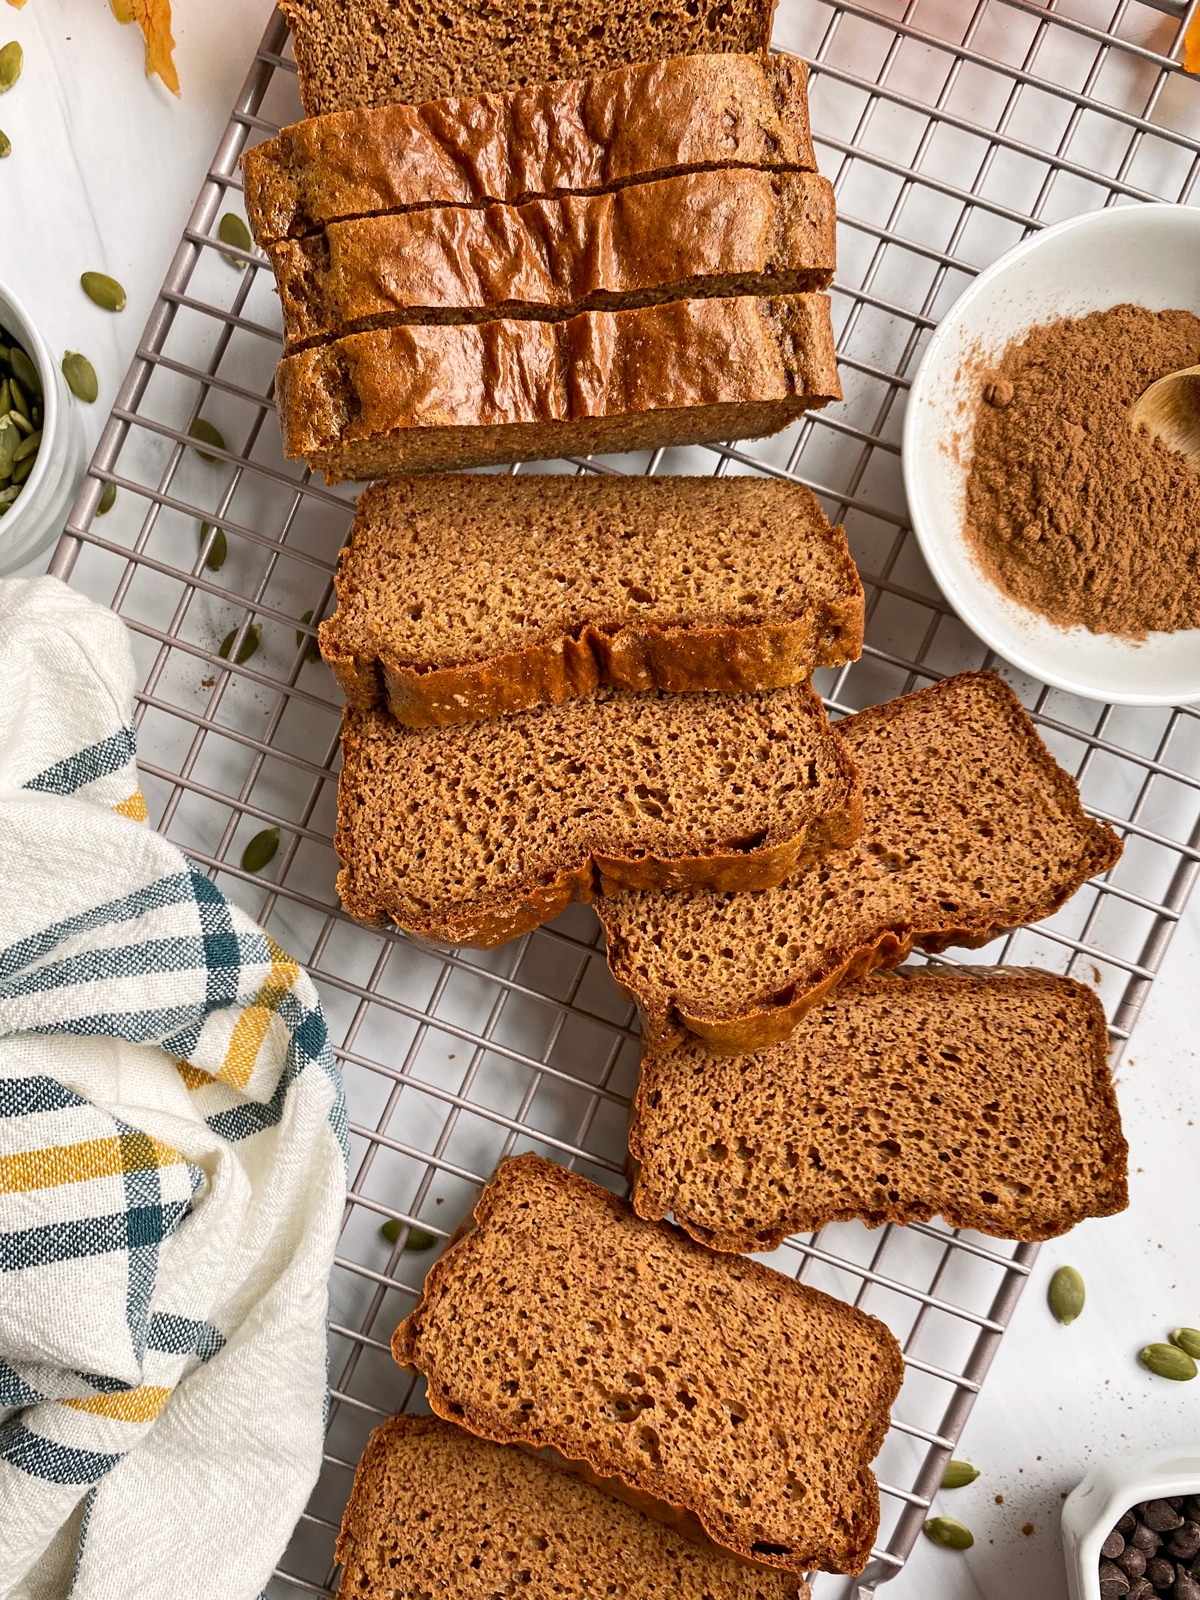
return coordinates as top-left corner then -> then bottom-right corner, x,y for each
48,0 -> 1200,1592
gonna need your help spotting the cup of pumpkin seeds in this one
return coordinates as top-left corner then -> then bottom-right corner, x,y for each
0,276 -> 84,573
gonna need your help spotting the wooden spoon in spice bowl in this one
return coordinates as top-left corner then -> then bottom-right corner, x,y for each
1130,363 -> 1200,470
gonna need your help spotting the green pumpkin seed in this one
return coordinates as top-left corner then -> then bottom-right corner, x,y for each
941,1460 -> 980,1490
189,418 -> 226,461
0,41 -> 23,94
97,481 -> 117,516
8,342 -> 38,392
0,130 -> 10,159
241,827 -> 279,873
80,271 -> 126,313
923,1517 -> 974,1551
1171,1328 -> 1200,1360
1140,1343 -> 1198,1382
61,351 -> 98,404
218,622 -> 261,665
199,521 -> 227,572
0,420 -> 16,479
9,344 -> 38,395
13,427 -> 40,463
9,381 -> 28,421
217,211 -> 254,268
6,407 -> 32,436
0,484 -> 19,511
0,380 -> 8,416
1048,1265 -> 1085,1326
11,452 -> 33,484
380,1219 -> 437,1251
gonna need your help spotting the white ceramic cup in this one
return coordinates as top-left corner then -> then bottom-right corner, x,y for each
0,277 -> 85,575
1062,1447 -> 1200,1600
903,203 -> 1200,707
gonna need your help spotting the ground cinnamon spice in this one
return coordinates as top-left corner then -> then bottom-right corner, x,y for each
962,303 -> 1200,637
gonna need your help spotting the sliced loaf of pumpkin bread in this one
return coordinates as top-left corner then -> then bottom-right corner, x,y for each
269,169 -> 835,349
321,473 -> 863,724
391,1154 -> 904,1577
599,671 -> 1123,1054
631,965 -> 1129,1250
336,681 -> 860,946
277,293 -> 840,482
336,1413 -> 803,1600
244,54 -> 813,243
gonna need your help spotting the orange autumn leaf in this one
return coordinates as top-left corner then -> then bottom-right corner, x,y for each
110,0 -> 179,96
1185,8 -> 1200,75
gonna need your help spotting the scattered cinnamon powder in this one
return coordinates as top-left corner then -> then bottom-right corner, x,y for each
962,303 -> 1200,637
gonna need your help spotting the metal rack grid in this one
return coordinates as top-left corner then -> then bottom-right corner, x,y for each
47,0 -> 1200,1593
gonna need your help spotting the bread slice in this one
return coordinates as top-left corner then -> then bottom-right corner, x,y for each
276,293 -> 841,483
279,0 -> 777,116
631,966 -> 1129,1250
391,1154 -> 905,1577
269,170 -> 836,350
598,671 -> 1123,1055
336,1412 -> 803,1600
242,53 -> 816,247
321,474 -> 864,725
335,682 -> 861,947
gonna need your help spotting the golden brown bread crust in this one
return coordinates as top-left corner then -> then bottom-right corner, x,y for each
276,294 -> 841,482
628,966 -> 1129,1248
279,0 -> 779,117
268,170 -> 836,350
242,53 -> 816,245
391,1154 -> 904,1577
334,692 -> 864,949
598,671 -> 1125,1055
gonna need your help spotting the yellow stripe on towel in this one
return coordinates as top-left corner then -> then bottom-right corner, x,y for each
0,1132 -> 188,1193
63,1385 -> 173,1423
219,936 -> 300,1091
113,790 -> 148,822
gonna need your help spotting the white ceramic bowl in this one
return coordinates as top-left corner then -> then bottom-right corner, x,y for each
0,277 -> 85,575
1062,1447 -> 1200,1600
903,204 -> 1200,707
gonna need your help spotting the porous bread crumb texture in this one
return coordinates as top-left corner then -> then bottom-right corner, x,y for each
391,1155 -> 905,1577
335,682 -> 861,947
631,966 -> 1129,1250
242,54 -> 816,247
598,671 -> 1123,1054
336,1413 -> 801,1600
276,294 -> 841,482
321,473 -> 864,724
279,0 -> 778,116
269,170 -> 836,349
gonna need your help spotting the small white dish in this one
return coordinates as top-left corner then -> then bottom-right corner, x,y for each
0,277 -> 85,575
903,204 -> 1200,707
1062,1447 -> 1200,1600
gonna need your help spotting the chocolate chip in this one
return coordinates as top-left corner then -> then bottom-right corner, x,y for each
1133,1523 -> 1163,1553
1169,1524 -> 1200,1560
1147,1556 -> 1178,1587
1175,1569 -> 1200,1600
1168,1499 -> 1186,1510
1101,1561 -> 1132,1596
1146,1502 -> 1187,1533
1105,1531 -> 1129,1559
1117,1546 -> 1147,1579
1120,1512 -> 1140,1534
1126,1581 -> 1154,1600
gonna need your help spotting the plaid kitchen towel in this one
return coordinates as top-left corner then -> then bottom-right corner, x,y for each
0,577 -> 347,1600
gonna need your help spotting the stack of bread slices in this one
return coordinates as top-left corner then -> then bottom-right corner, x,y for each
250,5 -> 1132,1591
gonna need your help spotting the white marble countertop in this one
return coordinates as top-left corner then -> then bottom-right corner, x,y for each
3,2 -> 1198,1596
